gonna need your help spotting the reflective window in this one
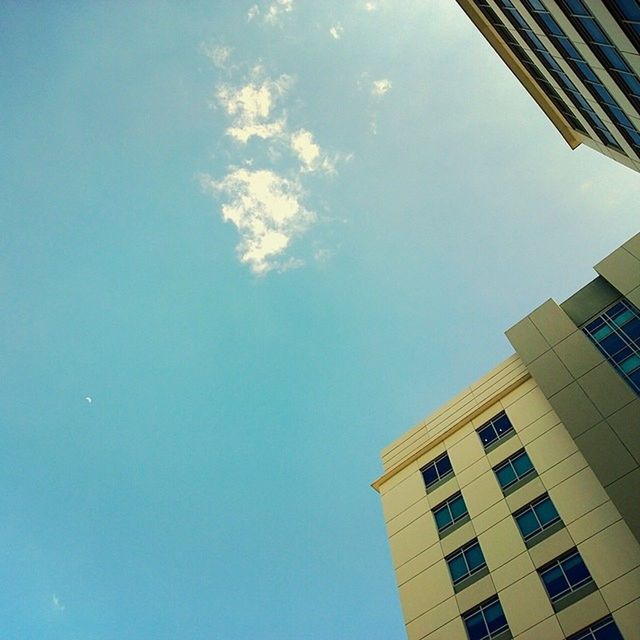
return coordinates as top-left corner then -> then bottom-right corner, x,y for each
462,596 -> 510,640
539,550 -> 594,603
557,0 -> 640,113
478,0 -> 619,146
494,449 -> 535,491
477,411 -> 514,449
421,452 -> 454,490
609,0 -> 640,51
433,492 -> 468,533
514,494 -> 561,541
583,298 -> 640,394
521,0 -> 640,155
567,615 -> 625,640
446,539 -> 487,585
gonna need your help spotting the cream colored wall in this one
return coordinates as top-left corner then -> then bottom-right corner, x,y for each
377,366 -> 640,639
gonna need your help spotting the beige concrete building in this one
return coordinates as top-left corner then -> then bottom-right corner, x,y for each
456,0 -> 640,172
372,233 -> 640,640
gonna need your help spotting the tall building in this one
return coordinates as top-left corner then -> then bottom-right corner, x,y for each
457,0 -> 640,172
372,233 -> 640,640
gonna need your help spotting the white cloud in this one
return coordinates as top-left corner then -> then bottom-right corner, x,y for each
290,129 -> 335,174
85,396 -> 92,404
200,168 -> 314,275
201,43 -> 232,69
216,74 -> 291,143
52,595 -> 65,612
329,24 -> 343,40
365,1 -> 378,10
372,78 -> 392,97
248,0 -> 295,25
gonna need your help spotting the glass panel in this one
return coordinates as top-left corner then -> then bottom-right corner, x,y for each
542,564 -> 570,598
465,610 -> 488,640
592,324 -> 613,341
623,317 -> 640,340
435,506 -> 451,530
450,495 -> 467,520
423,465 -> 438,487
600,45 -> 630,71
436,455 -> 452,478
563,553 -> 591,586
619,354 -> 640,373
516,509 -> 539,538
599,332 -> 626,354
593,619 -> 624,640
466,544 -> 485,572
534,497 -> 559,526
479,424 -> 497,446
497,464 -> 516,488
512,452 -> 533,477
612,0 -> 640,21
581,18 -> 609,44
448,554 -> 468,582
484,600 -> 507,633
493,414 -> 512,436
612,309 -> 634,327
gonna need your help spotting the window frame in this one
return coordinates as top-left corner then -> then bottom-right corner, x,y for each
462,595 -> 511,640
421,452 -> 454,491
446,538 -> 488,590
513,493 -> 562,545
476,411 -> 515,451
493,449 -> 536,494
432,491 -> 469,536
538,549 -> 596,610
566,614 -> 624,640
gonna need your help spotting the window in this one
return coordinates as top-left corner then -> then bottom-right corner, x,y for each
520,0 -> 640,155
539,549 -> 595,606
433,491 -> 469,534
514,494 -> 562,542
462,596 -> 510,640
486,0 -> 621,148
583,298 -> 640,394
446,539 -> 487,586
421,452 -> 454,490
609,0 -> 640,51
477,412 -> 514,450
474,0 -> 586,133
494,449 -> 536,492
567,615 -> 624,640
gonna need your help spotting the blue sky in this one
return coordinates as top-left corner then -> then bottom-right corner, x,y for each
1,1 -> 639,638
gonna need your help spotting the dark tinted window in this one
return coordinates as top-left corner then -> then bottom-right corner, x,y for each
433,492 -> 468,533
421,452 -> 454,489
514,494 -> 561,540
477,412 -> 514,449
494,449 -> 535,490
539,550 -> 594,602
462,596 -> 510,640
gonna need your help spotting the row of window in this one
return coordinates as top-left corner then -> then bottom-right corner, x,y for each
463,595 -> 623,640
475,0 -> 640,156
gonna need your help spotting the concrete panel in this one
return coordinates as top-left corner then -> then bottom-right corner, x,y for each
595,247 -> 640,295
472,500 -> 511,537
405,595 -> 459,640
463,470 -> 504,520
553,330 -> 604,379
606,468 -> 640,543
455,572 -> 496,615
526,423 -> 579,475
547,382 -> 603,439
499,572 -> 554,636
561,277 -> 620,326
505,477 -> 546,514
548,467 -> 609,526
556,590 -> 609,638
456,455 -> 491,490
505,386 -> 554,433
574,421 -> 637,488
399,560 -> 453,623
516,410 -> 561,446
448,433 -> 486,481
382,475 -> 428,522
419,616 -> 467,640
386,498 -> 429,538
624,233 -> 640,260
607,399 -> 640,464
539,450 -> 588,492
479,517 -> 527,571
579,520 -> 640,587
528,528 -> 574,569
600,566 -> 640,613
491,551 -> 533,592
396,540 -> 443,587
612,599 -> 640,640
577,361 -> 637,418
566,500 -> 622,546
526,350 -> 574,398
514,615 -> 564,640
529,299 -> 578,347
425,476 -> 461,511
486,434 -> 524,468
440,520 -> 476,558
627,284 -> 640,311
390,514 -> 441,569
505,317 -> 550,365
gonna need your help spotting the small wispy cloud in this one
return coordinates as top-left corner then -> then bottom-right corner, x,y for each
329,24 -> 344,40
200,168 -> 314,275
52,595 -> 65,613
201,43 -> 232,69
364,1 -> 378,11
372,78 -> 392,97
248,0 -> 295,25
290,129 -> 335,174
216,69 -> 291,144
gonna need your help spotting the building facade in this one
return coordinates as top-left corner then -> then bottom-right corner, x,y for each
457,0 -> 640,172
372,233 -> 640,639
